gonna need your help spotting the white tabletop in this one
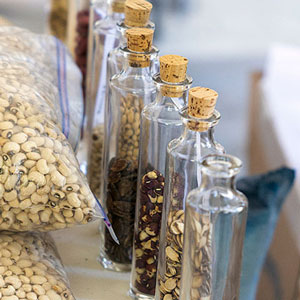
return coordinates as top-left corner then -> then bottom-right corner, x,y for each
52,221 -> 131,300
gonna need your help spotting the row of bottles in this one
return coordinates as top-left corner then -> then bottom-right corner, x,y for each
86,0 -> 154,198
78,0 -> 249,300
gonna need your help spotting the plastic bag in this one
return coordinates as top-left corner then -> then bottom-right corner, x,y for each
0,231 -> 75,300
0,27 -> 101,232
0,26 -> 83,151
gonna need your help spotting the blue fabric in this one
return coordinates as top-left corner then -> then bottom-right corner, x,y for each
237,167 -> 296,300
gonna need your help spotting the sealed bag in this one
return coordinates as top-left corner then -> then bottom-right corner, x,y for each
0,27 -> 101,232
0,231 -> 75,300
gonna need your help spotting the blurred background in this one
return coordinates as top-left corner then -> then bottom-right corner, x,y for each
1,1 -> 300,298
2,0 -> 300,175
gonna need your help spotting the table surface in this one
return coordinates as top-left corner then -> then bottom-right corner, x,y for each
52,221 -> 131,300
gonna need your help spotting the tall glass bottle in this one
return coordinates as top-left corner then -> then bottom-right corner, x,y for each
99,28 -> 158,272
107,0 -> 154,80
84,0 -> 125,189
87,0 -> 153,198
180,154 -> 248,300
86,0 -> 108,108
156,87 -> 225,300
130,55 -> 192,300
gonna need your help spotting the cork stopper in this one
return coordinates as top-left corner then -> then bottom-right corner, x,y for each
112,0 -> 125,13
125,0 -> 152,27
188,87 -> 218,132
126,28 -> 153,52
160,55 -> 188,83
188,87 -> 218,119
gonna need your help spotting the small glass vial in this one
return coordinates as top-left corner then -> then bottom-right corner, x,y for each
180,154 -> 248,300
156,87 -> 225,300
130,55 -> 192,299
99,28 -> 158,272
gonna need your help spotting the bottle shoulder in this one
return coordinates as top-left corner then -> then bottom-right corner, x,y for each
142,100 -> 183,122
110,72 -> 156,93
167,136 -> 224,159
94,17 -> 119,33
187,187 -> 248,212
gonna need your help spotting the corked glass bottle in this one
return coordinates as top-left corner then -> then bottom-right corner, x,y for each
156,87 -> 225,300
180,154 -> 248,300
107,0 -> 154,80
129,55 -> 192,300
99,28 -> 158,272
87,0 -> 153,199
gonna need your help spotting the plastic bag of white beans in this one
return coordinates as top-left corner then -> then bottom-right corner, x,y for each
0,26 -> 83,151
0,27 -> 111,232
0,231 -> 75,300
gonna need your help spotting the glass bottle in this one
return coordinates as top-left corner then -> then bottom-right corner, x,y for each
87,0 -> 153,198
156,87 -> 225,300
107,0 -> 154,81
99,28 -> 158,272
129,55 -> 192,300
180,154 -> 248,300
85,0 -> 125,193
86,0 -> 108,108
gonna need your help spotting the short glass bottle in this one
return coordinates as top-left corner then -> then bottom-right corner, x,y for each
99,31 -> 158,272
156,108 -> 224,300
130,69 -> 192,299
180,154 -> 248,300
85,0 -> 125,197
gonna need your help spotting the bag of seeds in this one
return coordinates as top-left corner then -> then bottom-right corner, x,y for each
0,26 -> 83,151
0,231 -> 75,300
0,27 -> 110,232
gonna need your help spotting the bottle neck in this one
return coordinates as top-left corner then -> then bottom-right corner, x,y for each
182,124 -> 217,147
199,154 -> 242,193
153,74 -> 192,108
122,60 -> 152,75
201,172 -> 236,190
120,47 -> 158,72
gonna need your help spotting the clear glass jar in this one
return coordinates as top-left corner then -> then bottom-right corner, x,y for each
129,69 -> 192,299
99,41 -> 158,272
156,108 -> 225,300
180,154 -> 248,300
86,1 -> 125,197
